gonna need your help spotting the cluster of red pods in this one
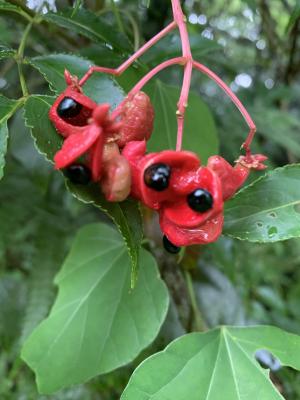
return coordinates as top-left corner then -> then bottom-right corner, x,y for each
49,71 -> 267,253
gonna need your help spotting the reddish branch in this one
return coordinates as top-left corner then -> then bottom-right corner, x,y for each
79,0 -> 257,159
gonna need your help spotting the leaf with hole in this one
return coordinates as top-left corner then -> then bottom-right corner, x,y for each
21,223 -> 169,394
121,325 -> 300,400
224,165 -> 300,242
145,81 -> 219,163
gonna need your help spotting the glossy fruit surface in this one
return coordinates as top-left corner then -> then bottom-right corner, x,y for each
144,163 -> 171,191
163,235 -> 181,254
187,188 -> 213,213
57,97 -> 82,119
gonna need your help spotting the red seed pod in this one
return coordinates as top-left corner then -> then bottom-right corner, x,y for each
208,154 -> 267,200
122,141 -> 224,246
49,86 -> 97,138
101,155 -> 132,202
116,92 -> 154,148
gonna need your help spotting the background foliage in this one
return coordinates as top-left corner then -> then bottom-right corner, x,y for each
1,0 -> 300,398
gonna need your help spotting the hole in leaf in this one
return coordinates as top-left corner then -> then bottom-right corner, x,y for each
268,226 -> 278,238
294,203 -> 300,214
269,212 -> 277,218
256,222 -> 263,228
255,349 -> 281,372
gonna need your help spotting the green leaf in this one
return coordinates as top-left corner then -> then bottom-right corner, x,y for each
20,217 -> 71,345
24,95 -> 62,161
43,8 -> 131,52
21,223 -> 169,394
67,183 -> 143,287
30,54 -> 124,107
24,95 -> 143,286
121,325 -> 300,400
0,95 -> 20,180
224,165 -> 300,242
145,81 -> 219,163
0,44 -> 15,60
0,0 -> 31,20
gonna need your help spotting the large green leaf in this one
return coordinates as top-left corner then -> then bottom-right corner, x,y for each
121,325 -> 300,400
24,95 -> 143,286
145,81 -> 219,163
21,223 -> 169,394
30,54 -> 124,107
224,165 -> 300,242
0,95 -> 20,180
0,44 -> 15,60
43,8 -> 131,52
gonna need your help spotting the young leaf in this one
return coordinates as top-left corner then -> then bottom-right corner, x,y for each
0,95 -> 20,180
145,81 -> 219,163
224,165 -> 300,242
24,95 -> 143,286
21,223 -> 169,394
30,54 -> 124,107
43,8 -> 131,52
121,325 -> 300,400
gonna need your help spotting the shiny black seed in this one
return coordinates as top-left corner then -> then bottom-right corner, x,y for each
187,188 -> 213,213
144,163 -> 171,191
64,164 -> 91,185
57,97 -> 82,119
163,235 -> 181,254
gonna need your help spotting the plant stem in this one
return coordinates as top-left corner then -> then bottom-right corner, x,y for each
110,0 -> 125,35
184,270 -> 207,332
122,9 -> 141,51
79,0 -> 257,156
16,20 -> 34,97
172,0 -> 193,151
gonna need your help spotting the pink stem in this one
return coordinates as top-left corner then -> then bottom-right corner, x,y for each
79,21 -> 177,87
129,57 -> 186,95
192,60 -> 256,156
172,0 -> 193,151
